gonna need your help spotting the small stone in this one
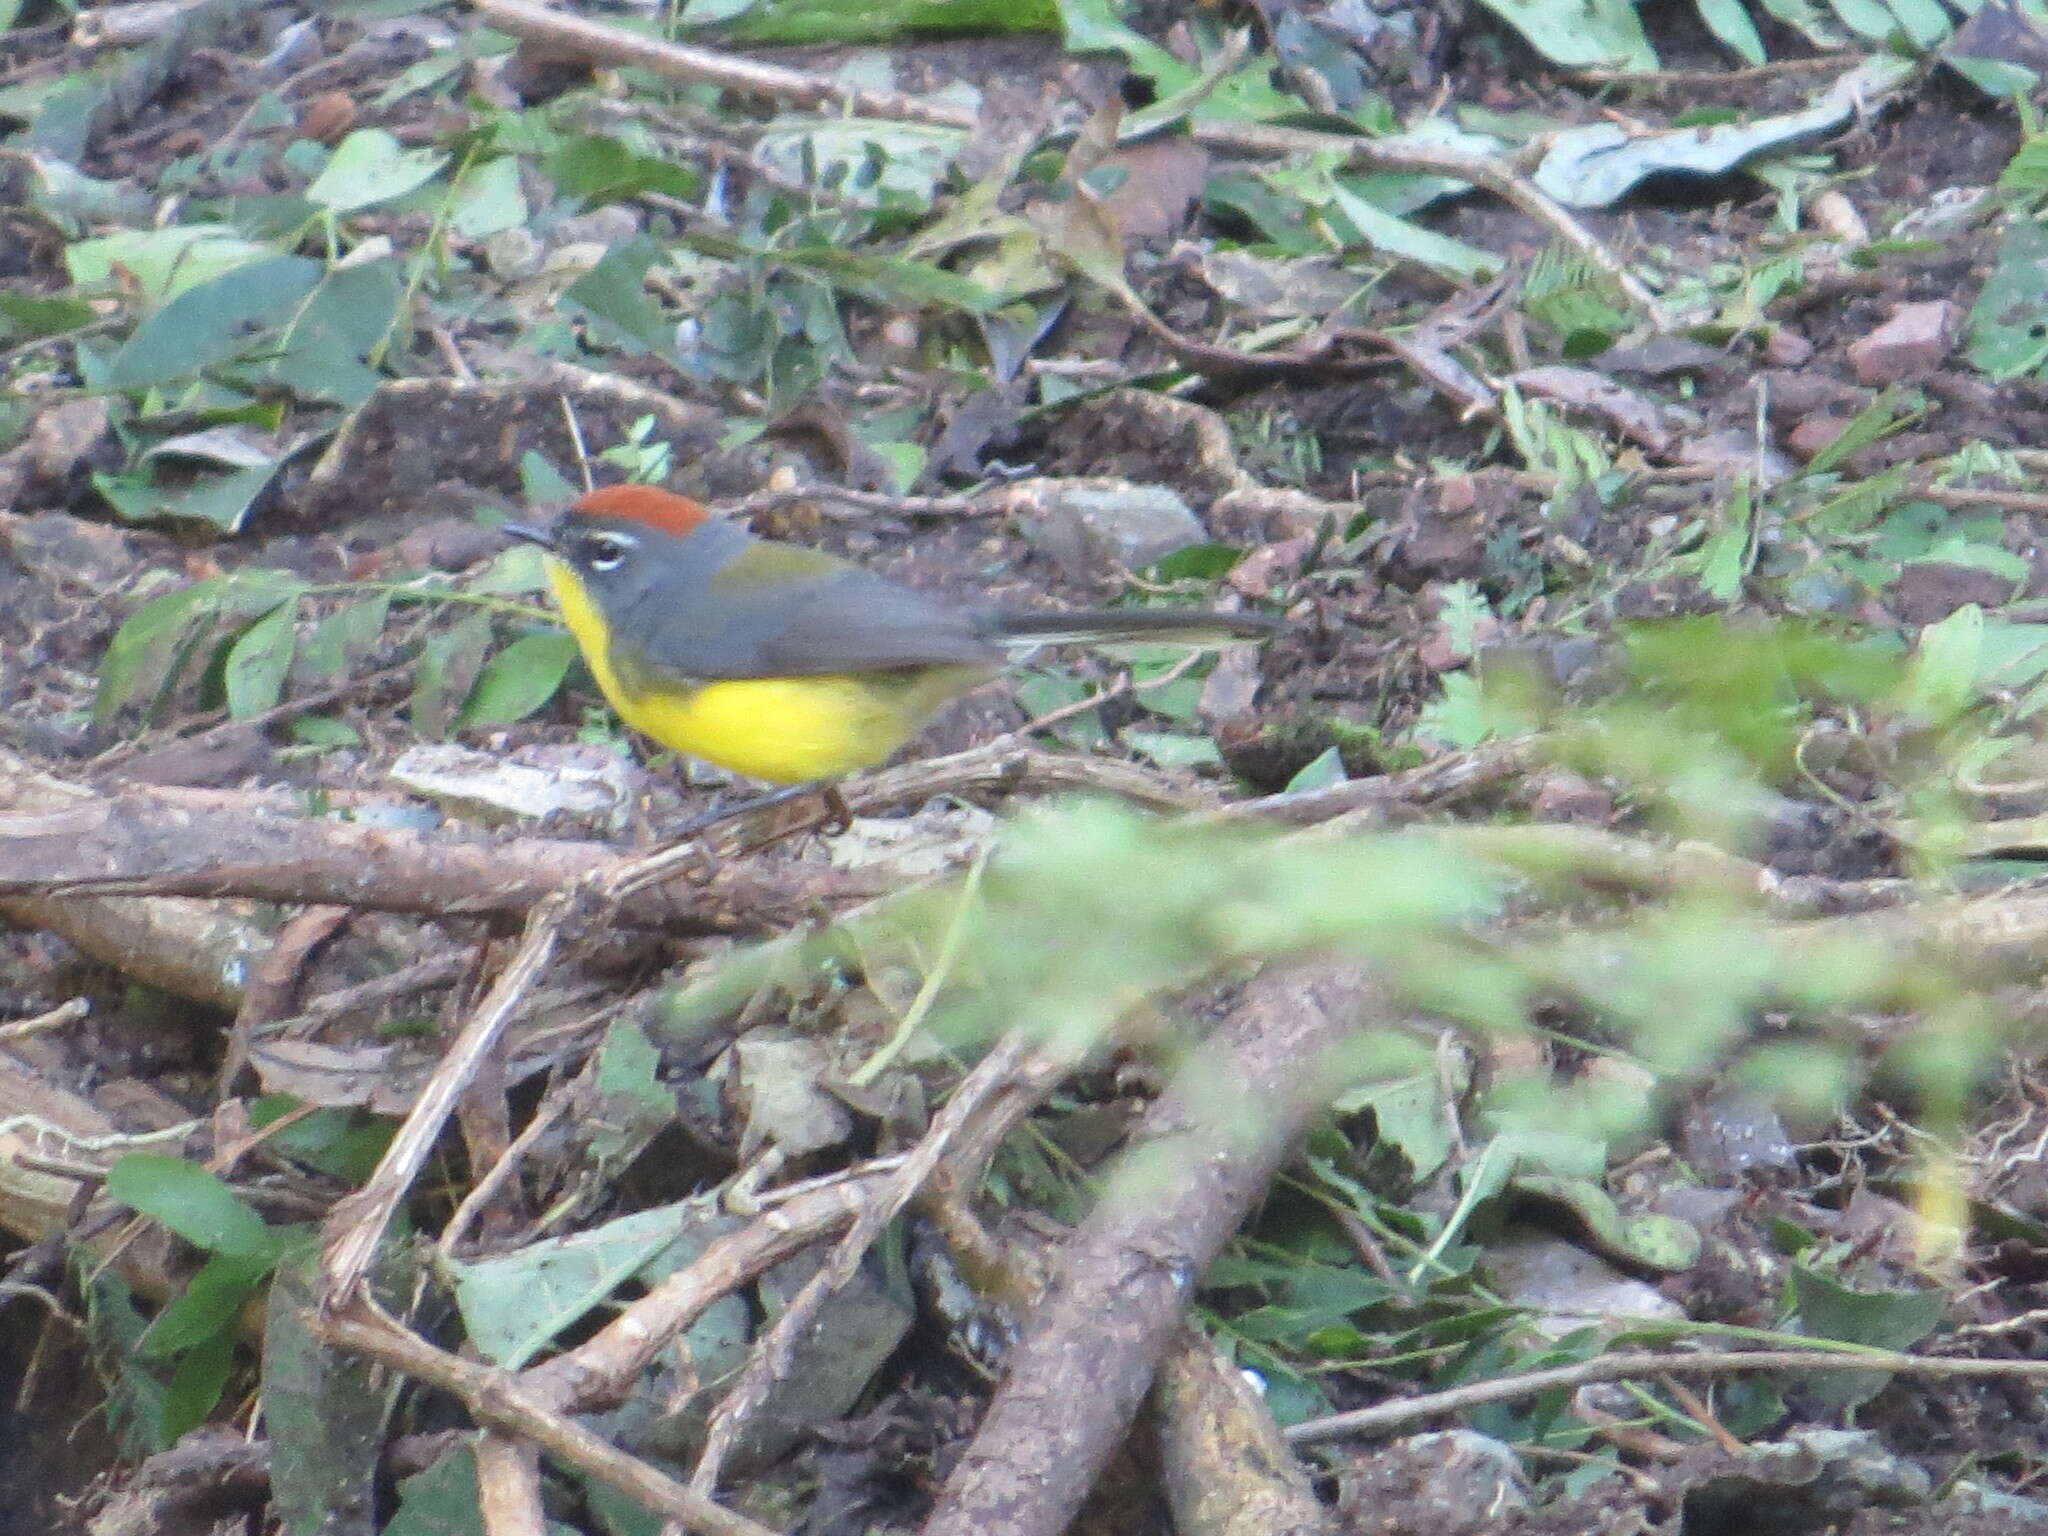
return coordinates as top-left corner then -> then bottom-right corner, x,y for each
390,743 -> 639,827
552,204 -> 643,247
483,227 -> 543,280
1785,413 -> 1849,461
1529,770 -> 1612,824
1005,478 -> 1209,580
1763,326 -> 1813,366
298,91 -> 357,146
1847,299 -> 1959,386
395,516 -> 500,573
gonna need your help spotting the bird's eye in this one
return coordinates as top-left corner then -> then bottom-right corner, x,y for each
580,532 -> 633,572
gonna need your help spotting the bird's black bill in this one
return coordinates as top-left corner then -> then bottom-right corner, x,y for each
501,521 -> 556,550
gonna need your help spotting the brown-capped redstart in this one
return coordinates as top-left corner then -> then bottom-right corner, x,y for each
504,485 -> 1278,785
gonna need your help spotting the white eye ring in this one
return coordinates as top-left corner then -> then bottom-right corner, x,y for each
582,533 -> 634,572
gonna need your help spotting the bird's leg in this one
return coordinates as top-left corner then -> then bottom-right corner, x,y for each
667,781 -> 817,839
816,783 -> 854,836
648,782 -> 850,866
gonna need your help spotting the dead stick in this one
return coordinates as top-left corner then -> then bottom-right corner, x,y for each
311,1302 -> 781,1536
922,959 -> 1386,1536
0,780 -> 868,930
1284,1347 -> 2048,1445
690,1035 -> 1039,1493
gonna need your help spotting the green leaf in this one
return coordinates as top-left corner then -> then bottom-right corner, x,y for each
107,1154 -> 279,1259
82,1267 -> 173,1456
1966,219 -> 2048,378
94,463 -> 280,533
412,609 -> 494,739
1324,181 -> 1499,282
224,599 -> 300,718
290,716 -> 363,750
305,129 -> 449,212
565,236 -> 675,359
1881,0 -> 1951,49
1467,0 -> 1657,69
66,225 -> 273,304
1948,57 -> 2039,99
459,630 -> 579,726
1904,602 -> 1984,723
715,0 -> 1058,44
680,0 -> 756,22
1804,387 -> 1917,477
0,287 -> 97,342
1786,1263 -> 1945,1409
448,1199 -> 744,1369
386,1448 -> 485,1536
1696,479 -> 1754,601
263,1242 -> 396,1536
1054,0 -> 1190,82
300,593 -> 392,682
95,579 -> 222,726
1696,0 -> 1767,63
259,259 -> 403,407
1146,543 -> 1244,581
101,255 -> 323,391
450,155 -> 527,239
1123,729 -> 1223,769
1284,746 -> 1347,793
162,1327 -> 238,1441
1828,0 -> 1900,41
1756,0 -> 1848,47
141,1250 -> 274,1358
543,135 -> 700,207
519,451 -> 578,505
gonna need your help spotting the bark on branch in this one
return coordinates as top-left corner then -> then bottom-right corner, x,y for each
921,958 -> 1386,1536
0,773 -> 875,931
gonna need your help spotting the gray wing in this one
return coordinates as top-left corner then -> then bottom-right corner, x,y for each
630,562 -> 1002,680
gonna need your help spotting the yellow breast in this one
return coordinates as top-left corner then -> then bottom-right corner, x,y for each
543,558 -> 983,784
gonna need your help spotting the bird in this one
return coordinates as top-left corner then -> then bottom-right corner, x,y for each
503,484 -> 1279,787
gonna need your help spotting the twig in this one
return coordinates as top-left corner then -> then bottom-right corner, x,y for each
317,795 -> 839,1309
311,1301 -> 781,1536
1213,737 -> 1542,827
1283,1347 -> 2048,1445
318,885 -> 580,1307
0,998 -> 90,1045
846,846 -> 989,1087
0,770 -> 871,928
714,483 -> 991,522
262,949 -> 477,1036
218,906 -> 348,1097
1566,52 -> 1859,86
690,1033 -> 1039,1493
846,740 -> 1220,817
473,0 -> 976,128
522,1175 -> 884,1410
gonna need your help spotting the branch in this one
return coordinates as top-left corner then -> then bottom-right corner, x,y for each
922,959 -> 1388,1536
0,772 -> 870,930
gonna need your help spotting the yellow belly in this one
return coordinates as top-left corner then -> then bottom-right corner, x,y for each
545,559 -> 981,784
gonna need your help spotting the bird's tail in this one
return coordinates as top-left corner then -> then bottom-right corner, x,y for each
981,606 -> 1282,650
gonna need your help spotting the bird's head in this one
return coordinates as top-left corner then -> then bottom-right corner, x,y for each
503,484 -> 715,590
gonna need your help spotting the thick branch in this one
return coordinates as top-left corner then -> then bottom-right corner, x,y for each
921,959 -> 1385,1536
0,780 -> 872,930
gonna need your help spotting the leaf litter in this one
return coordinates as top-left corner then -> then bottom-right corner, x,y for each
10,0 -> 2048,1533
